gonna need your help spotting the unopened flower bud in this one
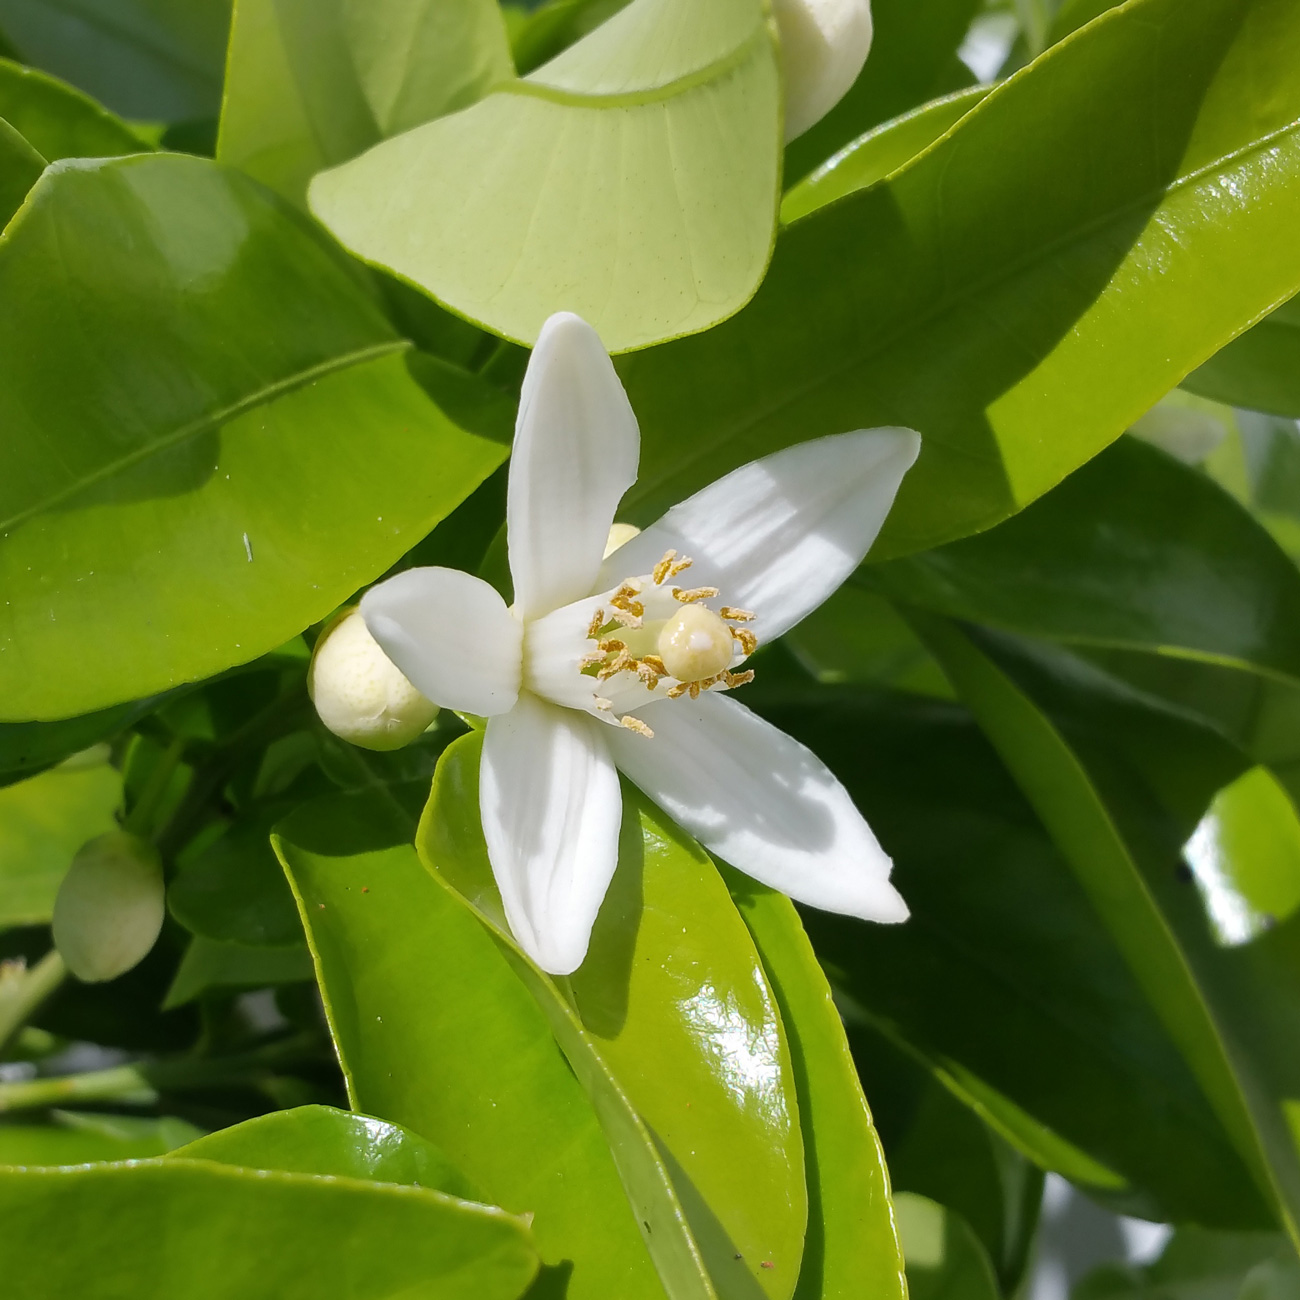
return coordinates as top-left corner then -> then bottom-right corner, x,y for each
309,607 -> 439,751
53,831 -> 165,983
773,0 -> 874,141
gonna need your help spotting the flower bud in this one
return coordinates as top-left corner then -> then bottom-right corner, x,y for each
773,0 -> 874,141
309,606 -> 439,751
53,831 -> 165,983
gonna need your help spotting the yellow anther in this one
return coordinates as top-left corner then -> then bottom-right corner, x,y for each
720,607 -> 755,622
641,654 -> 668,676
586,609 -> 606,640
732,627 -> 758,656
724,669 -> 755,689
653,551 -> 678,584
598,652 -> 634,681
672,586 -> 720,604
620,715 -> 654,738
597,638 -> 627,655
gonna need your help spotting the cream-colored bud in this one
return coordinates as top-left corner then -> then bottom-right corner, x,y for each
53,831 -> 165,983
773,0 -> 874,141
657,604 -> 735,684
309,607 -> 439,751
603,522 -> 642,559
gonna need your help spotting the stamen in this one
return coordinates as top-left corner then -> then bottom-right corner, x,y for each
610,608 -> 643,630
579,651 -> 606,669
598,651 -> 634,681
620,716 -> 654,739
586,609 -> 606,640
732,627 -> 758,656
636,660 -> 663,688
641,654 -> 668,676
720,607 -> 755,622
724,669 -> 755,689
594,697 -> 613,711
667,682 -> 691,699
666,558 -> 694,580
672,586 -> 720,604
610,582 -> 645,619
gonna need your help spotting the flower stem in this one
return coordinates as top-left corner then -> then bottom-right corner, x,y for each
0,950 -> 67,1057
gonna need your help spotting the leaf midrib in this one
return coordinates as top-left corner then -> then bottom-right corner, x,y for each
629,113 -> 1300,504
0,340 -> 409,534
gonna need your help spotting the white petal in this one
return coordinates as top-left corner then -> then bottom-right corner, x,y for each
606,691 -> 907,923
361,567 -> 522,716
510,312 -> 640,620
600,429 -> 919,645
481,693 -> 623,974
774,0 -> 874,141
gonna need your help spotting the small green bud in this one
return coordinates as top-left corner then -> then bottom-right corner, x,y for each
53,831 -> 165,983
309,607 -> 439,751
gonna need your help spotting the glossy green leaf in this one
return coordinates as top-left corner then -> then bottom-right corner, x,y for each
163,935 -> 313,1008
311,0 -> 782,352
781,87 -> 988,225
721,871 -> 905,1300
274,784 -> 673,1300
0,1111 -> 201,1165
871,437 -> 1300,683
0,57 -> 145,160
783,0 -> 980,185
0,1157 -> 538,1299
218,0 -> 513,205
912,616 -> 1300,1247
1185,298 -> 1300,419
169,806 -> 302,946
175,1104 -> 478,1199
0,0 -> 232,121
0,153 -> 507,721
0,111 -> 42,225
421,733 -> 807,1300
758,685 -> 1269,1227
618,0 -> 1300,554
0,757 -> 122,928
894,1194 -> 1001,1300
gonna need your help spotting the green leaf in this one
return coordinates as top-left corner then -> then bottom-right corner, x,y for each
617,0 -> 1300,555
0,154 -> 506,721
781,87 -> 989,226
421,733 -> 808,1300
174,1104 -> 479,1200
0,1157 -> 538,1299
507,0 -> 631,75
0,57 -> 146,160
162,935 -> 313,1008
169,805 -> 303,946
762,685 -> 1269,1227
217,0 -> 514,205
0,111 -> 42,227
870,436 -> 1300,683
783,0 -> 980,185
0,0 -> 232,121
911,616 -> 1300,1248
0,1111 -> 202,1165
894,1194 -> 1001,1300
273,783 -> 673,1300
720,871 -> 905,1300
310,0 -> 782,352
1185,298 -> 1300,419
0,758 -> 122,928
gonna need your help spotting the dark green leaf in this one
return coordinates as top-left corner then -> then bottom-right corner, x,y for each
0,1111 -> 201,1165
162,935 -> 313,1008
0,112 -> 42,224
0,0 -> 232,121
1185,298 -> 1300,419
871,437 -> 1300,683
0,153 -> 506,720
0,56 -> 145,159
618,0 -> 1300,556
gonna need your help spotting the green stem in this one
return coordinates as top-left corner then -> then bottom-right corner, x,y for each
0,950 -> 67,1056
123,733 -> 186,838
0,1031 -> 319,1114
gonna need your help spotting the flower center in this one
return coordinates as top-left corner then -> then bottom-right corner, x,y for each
578,550 -> 759,736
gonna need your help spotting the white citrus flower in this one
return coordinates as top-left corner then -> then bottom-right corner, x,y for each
773,0 -> 875,141
363,312 -> 919,974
